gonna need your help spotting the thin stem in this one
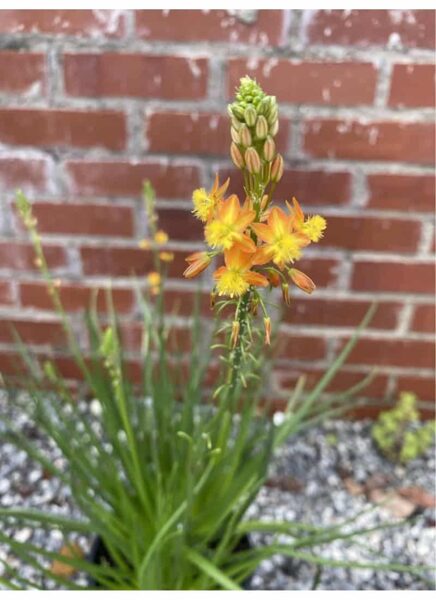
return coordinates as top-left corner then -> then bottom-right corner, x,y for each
227,291 -> 251,399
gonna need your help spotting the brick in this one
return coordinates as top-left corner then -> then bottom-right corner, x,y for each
276,368 -> 388,398
393,375 -> 436,403
306,10 -> 435,49
411,305 -> 435,333
303,119 -> 435,165
343,338 -> 435,369
217,167 -> 351,206
352,261 -> 435,295
0,158 -> 49,193
0,109 -> 126,151
0,52 -> 46,94
157,208 -> 202,241
19,282 -> 134,314
163,289 -> 211,317
319,215 -> 421,253
389,64 -> 436,107
285,298 -> 401,330
296,258 -> 339,289
64,53 -> 208,100
0,10 -> 125,37
146,111 -> 290,156
228,58 -> 377,106
27,202 -> 134,238
80,246 -> 187,278
0,241 -> 66,271
120,322 -> 194,354
18,354 -> 142,385
277,334 -> 326,361
136,9 -> 286,46
0,281 -> 13,305
0,318 -> 65,346
65,160 -> 200,199
367,174 -> 435,213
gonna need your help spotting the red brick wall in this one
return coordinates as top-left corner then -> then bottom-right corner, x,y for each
0,10 -> 434,412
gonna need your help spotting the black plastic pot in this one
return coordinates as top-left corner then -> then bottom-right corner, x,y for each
87,534 -> 253,589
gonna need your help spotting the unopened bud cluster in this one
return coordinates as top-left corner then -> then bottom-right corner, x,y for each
228,76 -> 283,181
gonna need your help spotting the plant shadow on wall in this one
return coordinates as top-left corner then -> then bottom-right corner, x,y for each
0,77 -> 433,590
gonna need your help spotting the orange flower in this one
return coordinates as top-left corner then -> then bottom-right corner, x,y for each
183,251 -> 212,279
192,174 -> 230,223
289,268 -> 316,294
213,244 -> 268,298
288,197 -> 327,243
205,194 -> 256,252
251,206 -> 310,270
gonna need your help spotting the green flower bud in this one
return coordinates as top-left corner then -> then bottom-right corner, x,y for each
230,142 -> 244,169
231,116 -> 242,131
232,104 -> 245,121
269,119 -> 279,137
244,104 -> 257,127
255,115 -> 269,140
257,97 -> 270,116
267,106 -> 278,126
230,127 -> 240,144
263,135 -> 276,161
271,153 -> 284,182
244,147 -> 261,174
266,96 -> 277,116
239,124 -> 252,147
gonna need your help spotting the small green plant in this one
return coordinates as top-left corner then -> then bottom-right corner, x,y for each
372,392 -> 436,464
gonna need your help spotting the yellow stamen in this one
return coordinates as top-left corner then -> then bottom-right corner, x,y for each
302,215 -> 327,242
192,188 -> 215,222
216,268 -> 250,297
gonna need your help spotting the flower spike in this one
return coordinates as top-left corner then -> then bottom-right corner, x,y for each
185,75 -> 326,347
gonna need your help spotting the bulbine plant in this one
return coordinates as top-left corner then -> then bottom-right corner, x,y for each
0,77 -> 430,590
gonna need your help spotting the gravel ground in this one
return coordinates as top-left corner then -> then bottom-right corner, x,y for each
0,391 -> 435,590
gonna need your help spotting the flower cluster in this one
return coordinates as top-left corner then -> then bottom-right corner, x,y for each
184,77 -> 326,344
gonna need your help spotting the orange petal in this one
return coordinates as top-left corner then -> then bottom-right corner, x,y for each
185,251 -> 204,264
295,232 -> 311,248
213,266 -> 227,280
211,173 -> 219,194
291,197 -> 304,223
217,177 -> 230,198
221,194 -> 240,223
245,271 -> 269,287
236,233 -> 257,253
269,206 -> 290,235
224,244 -> 253,269
251,222 -> 275,244
235,210 -> 256,232
252,245 -> 273,266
